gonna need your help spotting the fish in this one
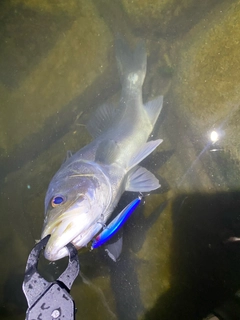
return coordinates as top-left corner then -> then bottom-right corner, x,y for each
41,36 -> 163,261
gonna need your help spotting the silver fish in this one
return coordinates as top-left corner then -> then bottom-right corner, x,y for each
41,37 -> 163,261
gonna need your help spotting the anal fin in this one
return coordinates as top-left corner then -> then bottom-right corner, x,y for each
144,95 -> 163,127
128,139 -> 163,170
105,236 -> 123,262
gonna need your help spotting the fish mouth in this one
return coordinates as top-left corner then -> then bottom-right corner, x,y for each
42,223 -> 87,261
42,231 -> 85,261
42,217 -> 102,261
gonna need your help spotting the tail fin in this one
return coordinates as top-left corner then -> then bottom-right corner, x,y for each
115,35 -> 147,89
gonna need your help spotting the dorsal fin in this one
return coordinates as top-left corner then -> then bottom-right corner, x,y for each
86,103 -> 115,138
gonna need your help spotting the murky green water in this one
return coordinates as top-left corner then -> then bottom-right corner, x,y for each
1,0 -> 240,319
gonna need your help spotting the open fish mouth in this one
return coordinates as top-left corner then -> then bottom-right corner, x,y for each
43,230 -> 90,261
42,217 -> 102,261
42,217 -> 86,261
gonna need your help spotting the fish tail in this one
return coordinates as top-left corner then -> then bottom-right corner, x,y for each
115,35 -> 147,89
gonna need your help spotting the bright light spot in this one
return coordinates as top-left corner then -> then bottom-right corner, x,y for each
210,130 -> 219,143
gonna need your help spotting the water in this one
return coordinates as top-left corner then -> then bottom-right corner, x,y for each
1,0 -> 240,319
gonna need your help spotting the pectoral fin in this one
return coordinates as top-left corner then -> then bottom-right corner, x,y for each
60,150 -> 73,168
126,166 -> 160,192
105,236 -> 123,262
91,196 -> 142,249
66,150 -> 73,159
95,140 -> 119,164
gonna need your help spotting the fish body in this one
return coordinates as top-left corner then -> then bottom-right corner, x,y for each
41,37 -> 163,261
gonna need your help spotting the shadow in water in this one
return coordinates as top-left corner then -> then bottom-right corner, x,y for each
1,272 -> 27,318
106,197 -> 168,320
77,194 -> 167,320
144,191 -> 240,320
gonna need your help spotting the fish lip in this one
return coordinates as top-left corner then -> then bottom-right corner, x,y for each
44,244 -> 69,261
42,224 -> 91,261
43,234 -> 81,261
41,207 -> 103,261
41,210 -> 86,257
42,221 -> 103,261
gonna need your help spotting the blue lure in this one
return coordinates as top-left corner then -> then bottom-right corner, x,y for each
91,195 -> 142,249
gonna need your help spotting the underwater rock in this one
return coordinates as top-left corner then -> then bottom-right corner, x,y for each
0,0 -> 112,154
171,1 -> 240,183
121,0 -> 223,38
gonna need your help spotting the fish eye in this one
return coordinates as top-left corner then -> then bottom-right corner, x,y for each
51,196 -> 65,207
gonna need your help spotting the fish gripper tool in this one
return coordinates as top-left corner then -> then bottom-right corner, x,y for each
22,235 -> 79,320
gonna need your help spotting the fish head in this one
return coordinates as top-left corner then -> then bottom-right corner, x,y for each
41,171 -> 110,261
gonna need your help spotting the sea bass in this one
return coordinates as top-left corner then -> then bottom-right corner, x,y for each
41,37 -> 163,261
